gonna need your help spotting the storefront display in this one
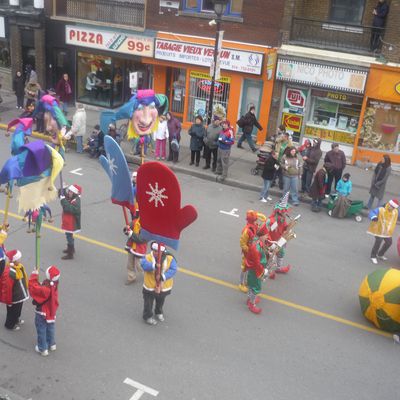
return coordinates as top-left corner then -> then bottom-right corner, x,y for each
359,100 -> 400,152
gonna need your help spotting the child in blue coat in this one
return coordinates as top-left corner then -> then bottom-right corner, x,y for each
336,173 -> 352,197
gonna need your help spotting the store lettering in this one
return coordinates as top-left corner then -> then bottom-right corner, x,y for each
297,64 -> 345,82
327,92 -> 347,101
127,40 -> 150,52
156,41 -> 183,52
69,29 -> 103,45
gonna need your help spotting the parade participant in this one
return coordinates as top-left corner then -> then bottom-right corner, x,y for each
29,265 -> 60,356
124,212 -> 147,285
239,210 -> 259,293
60,184 -> 81,260
1,250 -> 29,330
141,242 -> 177,325
244,234 -> 270,314
368,199 -> 399,264
262,192 -> 293,274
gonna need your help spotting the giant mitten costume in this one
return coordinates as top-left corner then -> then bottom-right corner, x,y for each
136,162 -> 197,250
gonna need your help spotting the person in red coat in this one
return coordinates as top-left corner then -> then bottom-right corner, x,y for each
55,73 -> 73,115
60,184 -> 81,260
29,266 -> 60,357
309,163 -> 332,212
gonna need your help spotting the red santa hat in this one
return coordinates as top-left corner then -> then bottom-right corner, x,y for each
389,199 -> 399,208
68,184 -> 82,195
46,265 -> 60,285
6,249 -> 22,265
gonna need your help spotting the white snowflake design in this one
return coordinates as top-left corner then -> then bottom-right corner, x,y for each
146,182 -> 168,208
107,153 -> 118,176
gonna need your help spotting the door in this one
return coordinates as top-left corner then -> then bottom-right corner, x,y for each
240,79 -> 263,135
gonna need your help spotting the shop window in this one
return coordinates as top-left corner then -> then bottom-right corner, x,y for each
169,68 -> 186,116
360,99 -> 400,153
305,90 -> 363,145
0,42 -> 10,68
182,0 -> 242,16
329,0 -> 365,25
77,52 -> 125,108
187,70 -> 230,122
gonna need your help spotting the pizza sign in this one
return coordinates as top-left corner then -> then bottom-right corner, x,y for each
286,89 -> 306,109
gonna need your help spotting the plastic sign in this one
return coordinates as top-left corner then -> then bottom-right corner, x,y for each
282,113 -> 303,133
286,89 -> 306,109
66,26 -> 154,57
395,82 -> 400,95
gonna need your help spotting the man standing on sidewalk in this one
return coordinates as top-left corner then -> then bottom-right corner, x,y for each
203,115 -> 221,172
324,143 -> 346,195
215,120 -> 235,182
236,106 -> 262,152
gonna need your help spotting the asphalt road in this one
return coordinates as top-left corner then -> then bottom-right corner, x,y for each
0,134 -> 399,400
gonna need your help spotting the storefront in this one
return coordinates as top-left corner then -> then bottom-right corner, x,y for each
353,64 -> 400,165
275,58 -> 368,158
143,32 -> 276,142
50,24 -> 156,108
0,13 -> 11,90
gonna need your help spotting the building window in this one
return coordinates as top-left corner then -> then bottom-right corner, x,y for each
0,42 -> 10,68
183,0 -> 243,16
330,0 -> 365,25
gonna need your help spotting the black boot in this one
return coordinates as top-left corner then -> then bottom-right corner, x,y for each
61,244 -> 74,260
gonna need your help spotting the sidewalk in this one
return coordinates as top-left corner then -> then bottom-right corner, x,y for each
1,90 -> 399,200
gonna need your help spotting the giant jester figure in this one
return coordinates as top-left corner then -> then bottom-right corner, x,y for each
100,89 -> 168,163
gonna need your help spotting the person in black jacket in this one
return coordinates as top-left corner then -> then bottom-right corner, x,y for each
370,0 -> 389,51
13,71 -> 25,109
259,150 -> 280,203
237,106 -> 262,152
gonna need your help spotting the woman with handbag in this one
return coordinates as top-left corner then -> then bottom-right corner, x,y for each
166,112 -> 181,163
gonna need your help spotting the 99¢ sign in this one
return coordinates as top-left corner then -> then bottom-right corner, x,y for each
66,26 -> 154,57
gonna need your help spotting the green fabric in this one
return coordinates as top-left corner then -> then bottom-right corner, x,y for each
278,142 -> 287,162
61,196 -> 81,230
367,268 -> 388,293
359,296 -> 370,315
256,241 -> 267,268
384,286 -> 400,304
376,308 -> 400,332
247,269 -> 262,294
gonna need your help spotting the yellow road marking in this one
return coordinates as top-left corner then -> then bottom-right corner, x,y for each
1,209 -> 391,338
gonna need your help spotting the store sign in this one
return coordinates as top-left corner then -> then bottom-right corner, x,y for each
276,59 -> 367,93
0,17 -> 5,39
155,39 -> 263,75
395,82 -> 400,96
190,71 -> 230,83
282,113 -> 303,133
305,125 -> 355,145
285,89 -> 306,109
311,89 -> 363,104
197,79 -> 224,94
66,26 -> 154,57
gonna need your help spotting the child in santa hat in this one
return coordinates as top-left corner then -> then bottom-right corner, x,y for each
2,249 -> 29,330
29,266 -> 60,357
60,184 -> 82,260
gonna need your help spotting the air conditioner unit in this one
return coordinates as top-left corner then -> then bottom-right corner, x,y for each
159,0 -> 180,15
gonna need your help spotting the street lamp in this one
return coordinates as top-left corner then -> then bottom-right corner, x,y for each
206,0 -> 228,125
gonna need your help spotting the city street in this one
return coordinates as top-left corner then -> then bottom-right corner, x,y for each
0,134 -> 399,400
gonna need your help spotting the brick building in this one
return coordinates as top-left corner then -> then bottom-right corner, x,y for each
34,0 -> 282,138
269,0 -> 400,164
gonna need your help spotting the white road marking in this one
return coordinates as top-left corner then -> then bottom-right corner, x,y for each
70,168 -> 83,176
219,208 -> 239,218
124,377 -> 159,399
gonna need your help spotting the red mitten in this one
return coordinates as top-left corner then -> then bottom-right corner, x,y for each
136,162 -> 198,250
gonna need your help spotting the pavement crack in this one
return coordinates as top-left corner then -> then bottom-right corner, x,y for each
0,339 -> 28,352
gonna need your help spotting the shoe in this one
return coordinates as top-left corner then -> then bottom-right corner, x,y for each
16,106 -> 19,109
293,203 -> 300,207
238,284 -> 248,293
12,325 -> 20,331
203,165 -> 210,170
260,198 -> 267,203
266,196 -> 272,201
268,271 -> 276,280
394,334 -> 400,344
212,167 -> 216,172
50,344 -> 57,351
145,317 -> 157,325
215,171 -> 222,175
155,314 -> 165,322
325,194 -> 330,198
61,244 -> 74,260
237,145 -> 244,149
371,258 -> 378,265
195,163 -> 199,167
189,162 -> 194,166
35,345 -> 49,356
276,265 -> 291,274
377,255 -> 388,261
247,301 -> 262,314
252,148 -> 258,153
17,319 -> 24,325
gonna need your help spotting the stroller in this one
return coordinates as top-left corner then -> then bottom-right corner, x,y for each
250,142 -> 274,176
327,193 -> 364,222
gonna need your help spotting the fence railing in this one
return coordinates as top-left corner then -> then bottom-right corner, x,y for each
55,0 -> 145,28
289,17 -> 384,55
